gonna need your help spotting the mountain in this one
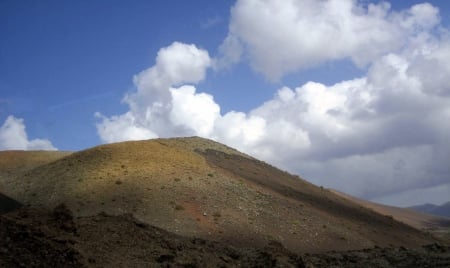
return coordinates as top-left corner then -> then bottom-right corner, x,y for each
0,137 -> 439,254
409,202 -> 450,218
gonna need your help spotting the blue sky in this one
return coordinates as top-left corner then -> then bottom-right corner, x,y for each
1,0 -> 450,207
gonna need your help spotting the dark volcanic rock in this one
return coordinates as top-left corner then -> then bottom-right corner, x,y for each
0,205 -> 449,267
0,205 -> 84,267
304,244 -> 450,268
0,192 -> 22,215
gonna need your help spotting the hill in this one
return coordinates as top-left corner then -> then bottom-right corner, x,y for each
0,137 -> 440,253
0,150 -> 72,178
409,202 -> 450,218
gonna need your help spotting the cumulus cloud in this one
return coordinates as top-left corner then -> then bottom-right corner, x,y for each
96,42 -> 214,143
0,116 -> 57,150
244,43 -> 450,204
96,1 -> 450,206
218,0 -> 440,80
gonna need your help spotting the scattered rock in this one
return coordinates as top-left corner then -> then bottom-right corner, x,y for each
0,205 -> 449,267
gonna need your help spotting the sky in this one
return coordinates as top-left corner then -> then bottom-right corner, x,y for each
1,0 -> 449,207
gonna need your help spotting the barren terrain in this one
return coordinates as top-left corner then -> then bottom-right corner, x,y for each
1,204 -> 449,267
0,137 -> 449,266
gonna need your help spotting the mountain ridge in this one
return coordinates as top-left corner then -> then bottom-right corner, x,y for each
409,202 -> 450,218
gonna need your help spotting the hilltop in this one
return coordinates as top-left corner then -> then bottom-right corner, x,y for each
0,137 -> 440,254
0,150 -> 72,178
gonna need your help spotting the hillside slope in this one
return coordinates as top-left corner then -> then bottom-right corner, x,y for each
0,137 -> 438,253
0,150 -> 72,178
331,190 -> 450,231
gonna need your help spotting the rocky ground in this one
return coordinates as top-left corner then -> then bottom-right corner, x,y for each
1,205 -> 449,268
0,138 -> 441,253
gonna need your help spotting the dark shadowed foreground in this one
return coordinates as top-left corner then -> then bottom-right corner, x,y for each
1,205 -> 449,268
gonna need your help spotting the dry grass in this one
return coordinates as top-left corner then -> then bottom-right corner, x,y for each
0,150 -> 72,178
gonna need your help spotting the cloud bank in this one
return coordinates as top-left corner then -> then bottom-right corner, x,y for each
97,0 -> 450,206
219,0 -> 440,80
0,115 -> 57,150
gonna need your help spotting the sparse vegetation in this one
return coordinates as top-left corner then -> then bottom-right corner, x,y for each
0,136 -> 444,261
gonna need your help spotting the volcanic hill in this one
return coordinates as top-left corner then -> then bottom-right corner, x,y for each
0,137 -> 440,254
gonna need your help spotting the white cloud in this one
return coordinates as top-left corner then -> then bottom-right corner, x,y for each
219,0 -> 440,80
243,44 -> 450,204
170,85 -> 220,137
96,1 -> 450,206
95,112 -> 157,143
0,115 -> 57,151
96,42 -> 214,142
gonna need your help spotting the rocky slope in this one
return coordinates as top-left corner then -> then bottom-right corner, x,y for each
331,190 -> 450,231
0,137 -> 440,254
1,204 -> 449,267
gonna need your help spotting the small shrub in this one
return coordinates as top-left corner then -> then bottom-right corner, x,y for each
175,204 -> 184,210
207,173 -> 214,177
115,180 -> 122,185
174,178 -> 180,182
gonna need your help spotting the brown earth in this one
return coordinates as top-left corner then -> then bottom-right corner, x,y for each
0,137 -> 445,255
1,204 -> 449,268
331,190 -> 450,242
